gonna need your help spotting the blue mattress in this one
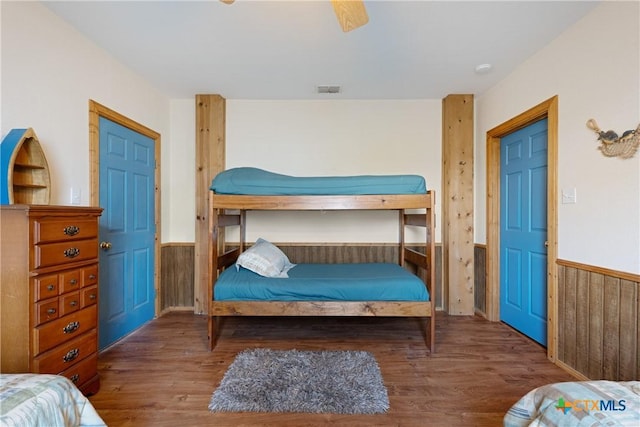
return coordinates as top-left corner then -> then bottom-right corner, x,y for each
214,263 -> 429,302
210,167 -> 427,195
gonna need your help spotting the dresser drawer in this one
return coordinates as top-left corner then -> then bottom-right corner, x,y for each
81,286 -> 98,307
33,331 -> 97,374
60,269 -> 82,293
34,305 -> 97,354
33,274 -> 59,301
82,265 -> 98,287
34,239 -> 98,269
59,352 -> 98,390
33,218 -> 98,244
35,298 -> 59,325
59,291 -> 81,316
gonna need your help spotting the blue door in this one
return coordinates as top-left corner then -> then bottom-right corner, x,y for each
500,118 -> 548,346
99,117 -> 156,349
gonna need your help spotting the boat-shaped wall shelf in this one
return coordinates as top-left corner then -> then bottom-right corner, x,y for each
1,128 -> 51,205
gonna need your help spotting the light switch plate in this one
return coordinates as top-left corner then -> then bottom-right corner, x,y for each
70,187 -> 81,205
562,187 -> 577,204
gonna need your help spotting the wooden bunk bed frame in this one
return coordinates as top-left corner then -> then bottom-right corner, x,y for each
207,191 -> 436,352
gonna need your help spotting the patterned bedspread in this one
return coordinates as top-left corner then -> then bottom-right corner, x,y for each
0,374 -> 106,427
504,380 -> 640,427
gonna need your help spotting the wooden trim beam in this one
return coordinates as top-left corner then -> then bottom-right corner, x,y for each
442,94 -> 474,315
404,214 -> 427,227
195,94 -> 226,314
218,248 -> 240,270
211,301 -> 432,317
209,193 -> 433,210
557,258 -> 640,283
405,248 -> 427,269
217,213 -> 241,227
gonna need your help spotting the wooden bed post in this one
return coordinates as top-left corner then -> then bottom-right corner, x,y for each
427,192 -> 436,353
240,210 -> 246,251
399,209 -> 406,266
208,191 -> 218,351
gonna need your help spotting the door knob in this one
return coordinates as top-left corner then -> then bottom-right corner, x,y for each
544,241 -> 549,247
100,241 -> 112,250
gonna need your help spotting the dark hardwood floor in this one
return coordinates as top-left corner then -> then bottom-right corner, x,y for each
89,312 -> 575,426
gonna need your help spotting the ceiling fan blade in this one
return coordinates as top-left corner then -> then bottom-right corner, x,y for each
331,0 -> 369,32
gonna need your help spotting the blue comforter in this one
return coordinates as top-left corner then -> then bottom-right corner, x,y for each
214,263 -> 429,302
210,167 -> 427,195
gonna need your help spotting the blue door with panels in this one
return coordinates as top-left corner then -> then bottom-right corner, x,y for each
500,118 -> 548,346
99,117 -> 156,349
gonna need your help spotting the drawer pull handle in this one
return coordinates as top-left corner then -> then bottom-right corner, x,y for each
63,348 -> 80,363
89,274 -> 96,280
70,374 -> 79,384
47,308 -> 57,315
63,321 -> 80,334
63,248 -> 80,258
70,300 -> 78,307
63,226 -> 80,236
69,279 -> 78,285
89,294 -> 97,300
47,284 -> 55,291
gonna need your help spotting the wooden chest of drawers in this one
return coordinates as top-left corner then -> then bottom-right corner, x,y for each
1,205 -> 103,395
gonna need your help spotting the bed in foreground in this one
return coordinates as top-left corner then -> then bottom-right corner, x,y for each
504,380 -> 640,427
0,374 -> 106,427
207,168 -> 436,352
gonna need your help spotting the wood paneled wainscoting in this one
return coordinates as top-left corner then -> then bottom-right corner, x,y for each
160,243 -> 195,313
474,244 -> 487,316
557,259 -> 639,381
472,246 -> 638,381
161,243 -> 444,312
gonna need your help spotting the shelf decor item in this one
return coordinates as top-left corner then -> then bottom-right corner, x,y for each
1,128 -> 51,204
586,119 -> 640,159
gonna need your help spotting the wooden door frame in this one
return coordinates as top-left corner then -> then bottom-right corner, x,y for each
485,96 -> 558,361
89,100 -> 162,317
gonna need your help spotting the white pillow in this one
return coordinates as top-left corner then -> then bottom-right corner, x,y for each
236,238 -> 295,278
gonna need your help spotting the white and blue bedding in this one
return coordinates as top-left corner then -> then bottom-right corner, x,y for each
504,380 -> 640,427
0,374 -> 106,427
215,263 -> 429,302
210,167 -> 427,195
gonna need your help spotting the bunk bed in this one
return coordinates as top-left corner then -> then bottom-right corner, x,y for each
207,168 -> 436,352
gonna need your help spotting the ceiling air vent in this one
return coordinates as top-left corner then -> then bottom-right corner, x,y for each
317,85 -> 341,94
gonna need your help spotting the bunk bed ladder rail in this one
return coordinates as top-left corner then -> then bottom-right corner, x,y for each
208,191 -> 246,350
400,191 -> 436,353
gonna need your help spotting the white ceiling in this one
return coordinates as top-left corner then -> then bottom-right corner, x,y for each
43,0 -> 599,100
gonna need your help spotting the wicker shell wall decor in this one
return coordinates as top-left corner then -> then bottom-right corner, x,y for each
586,119 -> 640,159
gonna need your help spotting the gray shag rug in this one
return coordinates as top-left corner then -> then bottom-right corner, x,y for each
209,348 -> 389,414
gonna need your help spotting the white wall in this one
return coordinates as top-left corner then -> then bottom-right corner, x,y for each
228,99 -> 442,243
475,1 -> 640,274
166,99 -> 195,242
1,1 -> 172,239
